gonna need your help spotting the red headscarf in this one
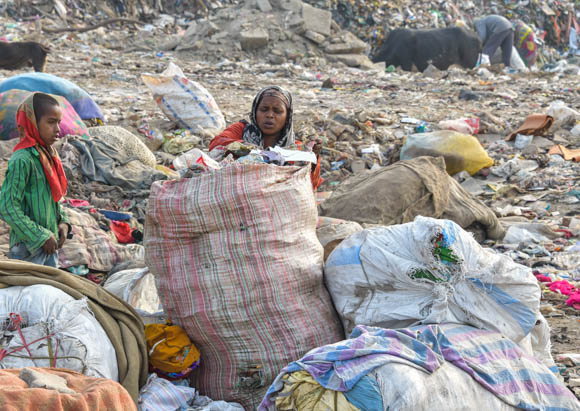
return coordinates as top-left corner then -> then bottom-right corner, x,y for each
13,93 -> 67,202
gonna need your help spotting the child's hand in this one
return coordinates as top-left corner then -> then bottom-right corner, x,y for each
58,224 -> 69,248
42,236 -> 58,254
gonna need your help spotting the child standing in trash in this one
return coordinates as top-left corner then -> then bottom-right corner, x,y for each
209,85 -> 324,189
0,92 -> 71,267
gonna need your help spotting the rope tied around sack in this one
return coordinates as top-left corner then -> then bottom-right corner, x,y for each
0,313 -> 58,366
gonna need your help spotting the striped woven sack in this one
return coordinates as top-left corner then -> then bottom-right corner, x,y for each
145,164 -> 344,409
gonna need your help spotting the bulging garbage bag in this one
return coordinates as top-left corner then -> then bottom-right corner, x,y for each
0,73 -> 103,120
142,63 -> 226,136
0,284 -> 118,380
400,130 -> 493,175
145,164 -> 343,409
0,89 -> 89,141
324,216 -> 540,345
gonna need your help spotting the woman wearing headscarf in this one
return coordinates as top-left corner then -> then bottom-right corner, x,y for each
209,86 -> 323,189
0,92 -> 70,267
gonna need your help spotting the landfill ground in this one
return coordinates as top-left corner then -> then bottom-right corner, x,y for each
1,0 -> 580,402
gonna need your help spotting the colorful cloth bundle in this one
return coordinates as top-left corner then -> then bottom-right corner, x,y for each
535,272 -> 580,310
0,89 -> 89,141
514,20 -> 538,67
261,323 -> 579,410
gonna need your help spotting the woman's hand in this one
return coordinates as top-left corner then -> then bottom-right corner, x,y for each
312,139 -> 323,158
311,139 -> 323,172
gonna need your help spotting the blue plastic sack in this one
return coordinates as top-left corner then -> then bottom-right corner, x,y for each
0,73 -> 103,120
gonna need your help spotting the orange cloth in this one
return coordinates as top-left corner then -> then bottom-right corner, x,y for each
506,114 -> 553,141
0,367 -> 136,411
210,121 -> 323,190
549,144 -> 580,162
209,121 -> 247,151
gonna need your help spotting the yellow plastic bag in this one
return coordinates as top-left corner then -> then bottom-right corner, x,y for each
400,130 -> 493,175
145,323 -> 200,373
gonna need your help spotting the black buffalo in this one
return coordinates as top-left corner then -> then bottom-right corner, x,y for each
0,42 -> 50,72
372,27 -> 481,72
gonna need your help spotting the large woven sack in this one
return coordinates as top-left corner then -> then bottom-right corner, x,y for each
319,156 -> 505,241
145,164 -> 344,409
0,285 -> 118,380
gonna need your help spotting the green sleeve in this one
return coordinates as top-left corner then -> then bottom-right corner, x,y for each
0,156 -> 53,250
58,201 -> 69,224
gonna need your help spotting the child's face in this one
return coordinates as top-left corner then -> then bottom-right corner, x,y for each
37,104 -> 62,146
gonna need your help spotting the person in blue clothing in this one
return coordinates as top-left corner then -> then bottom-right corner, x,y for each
475,15 -> 514,67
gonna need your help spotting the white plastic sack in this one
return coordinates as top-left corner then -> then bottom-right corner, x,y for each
372,361 -> 517,410
104,268 -> 165,324
510,46 -> 527,71
138,373 -> 244,411
324,216 -> 541,344
142,62 -> 226,135
480,54 -> 491,66
490,47 -> 528,71
0,285 -> 118,380
547,100 -> 580,129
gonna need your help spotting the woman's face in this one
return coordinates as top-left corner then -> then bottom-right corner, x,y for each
256,96 -> 287,141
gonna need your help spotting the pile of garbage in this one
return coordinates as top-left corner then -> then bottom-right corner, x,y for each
0,0 -> 578,406
132,0 -> 376,70
1,0 -> 236,20
302,0 -> 580,62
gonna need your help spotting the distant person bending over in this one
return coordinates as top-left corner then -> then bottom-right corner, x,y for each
0,92 -> 70,267
475,15 -> 514,67
209,85 -> 323,190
